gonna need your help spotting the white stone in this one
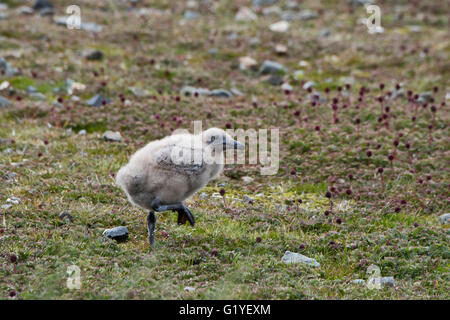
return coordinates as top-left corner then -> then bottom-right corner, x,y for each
281,251 -> 320,267
184,286 -> 195,292
102,131 -> 122,142
235,7 -> 258,22
241,176 -> 254,184
239,56 -> 257,71
269,20 -> 289,33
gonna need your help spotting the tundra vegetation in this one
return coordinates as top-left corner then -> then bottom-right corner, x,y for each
0,0 -> 449,299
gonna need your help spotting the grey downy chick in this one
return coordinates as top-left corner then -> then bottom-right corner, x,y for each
116,128 -> 244,245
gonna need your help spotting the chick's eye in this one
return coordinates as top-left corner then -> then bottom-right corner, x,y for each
210,136 -> 215,142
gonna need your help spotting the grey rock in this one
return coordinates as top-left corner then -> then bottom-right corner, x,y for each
418,92 -> 432,103
352,279 -> 366,286
0,13 -> 8,20
297,9 -> 319,20
39,7 -> 54,16
180,86 -> 211,97
259,60 -> 286,75
17,6 -> 34,15
352,279 -> 366,285
129,86 -> 149,97
253,0 -> 279,7
281,9 -> 318,21
59,211 -> 73,222
184,286 -> 195,292
33,0 -> 53,11
319,28 -> 331,37
26,86 -> 37,93
83,49 -> 104,61
249,37 -> 261,47
102,131 -> 122,142
285,1 -> 300,10
262,6 -> 282,16
349,0 -> 374,6
281,83 -> 293,91
54,16 -> 103,32
86,94 -> 110,107
81,22 -> 103,33
0,57 -> 20,76
227,33 -> 238,40
103,226 -> 129,242
184,10 -> 199,20
29,92 -> 46,101
310,92 -> 326,103
0,96 -> 11,108
208,48 -> 219,55
230,88 -> 244,96
439,213 -> 450,224
266,74 -> 284,86
379,276 -> 395,287
209,89 -> 233,98
281,251 -> 320,267
0,4 -> 8,11
303,81 -> 316,90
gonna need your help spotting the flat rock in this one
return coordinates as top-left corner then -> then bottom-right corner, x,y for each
418,92 -> 432,103
180,86 -> 210,97
17,6 -> 34,15
33,0 -> 53,10
265,74 -> 284,86
369,276 -> 395,288
269,20 -> 290,32
102,131 -> 122,142
439,213 -> 450,224
103,226 -> 129,242
83,49 -> 104,61
29,92 -> 46,101
184,10 -> 199,20
230,88 -> 244,96
282,9 -> 318,21
59,211 -> 73,222
259,60 -> 286,75
253,0 -> 279,7
0,57 -> 20,76
239,56 -> 258,71
281,251 -> 320,267
54,16 -> 103,32
303,80 -> 316,90
209,89 -> 233,98
241,176 -> 254,184
352,279 -> 366,285
235,7 -> 258,22
86,94 -> 110,107
0,96 -> 11,108
275,44 -> 288,55
281,83 -> 293,91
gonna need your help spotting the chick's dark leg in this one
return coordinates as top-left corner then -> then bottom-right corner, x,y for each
151,199 -> 195,227
177,210 -> 187,225
147,211 -> 156,246
182,204 -> 195,226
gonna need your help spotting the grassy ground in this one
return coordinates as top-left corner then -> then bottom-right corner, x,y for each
0,0 -> 449,299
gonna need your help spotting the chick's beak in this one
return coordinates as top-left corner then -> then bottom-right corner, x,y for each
234,140 -> 245,150
223,137 -> 245,150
